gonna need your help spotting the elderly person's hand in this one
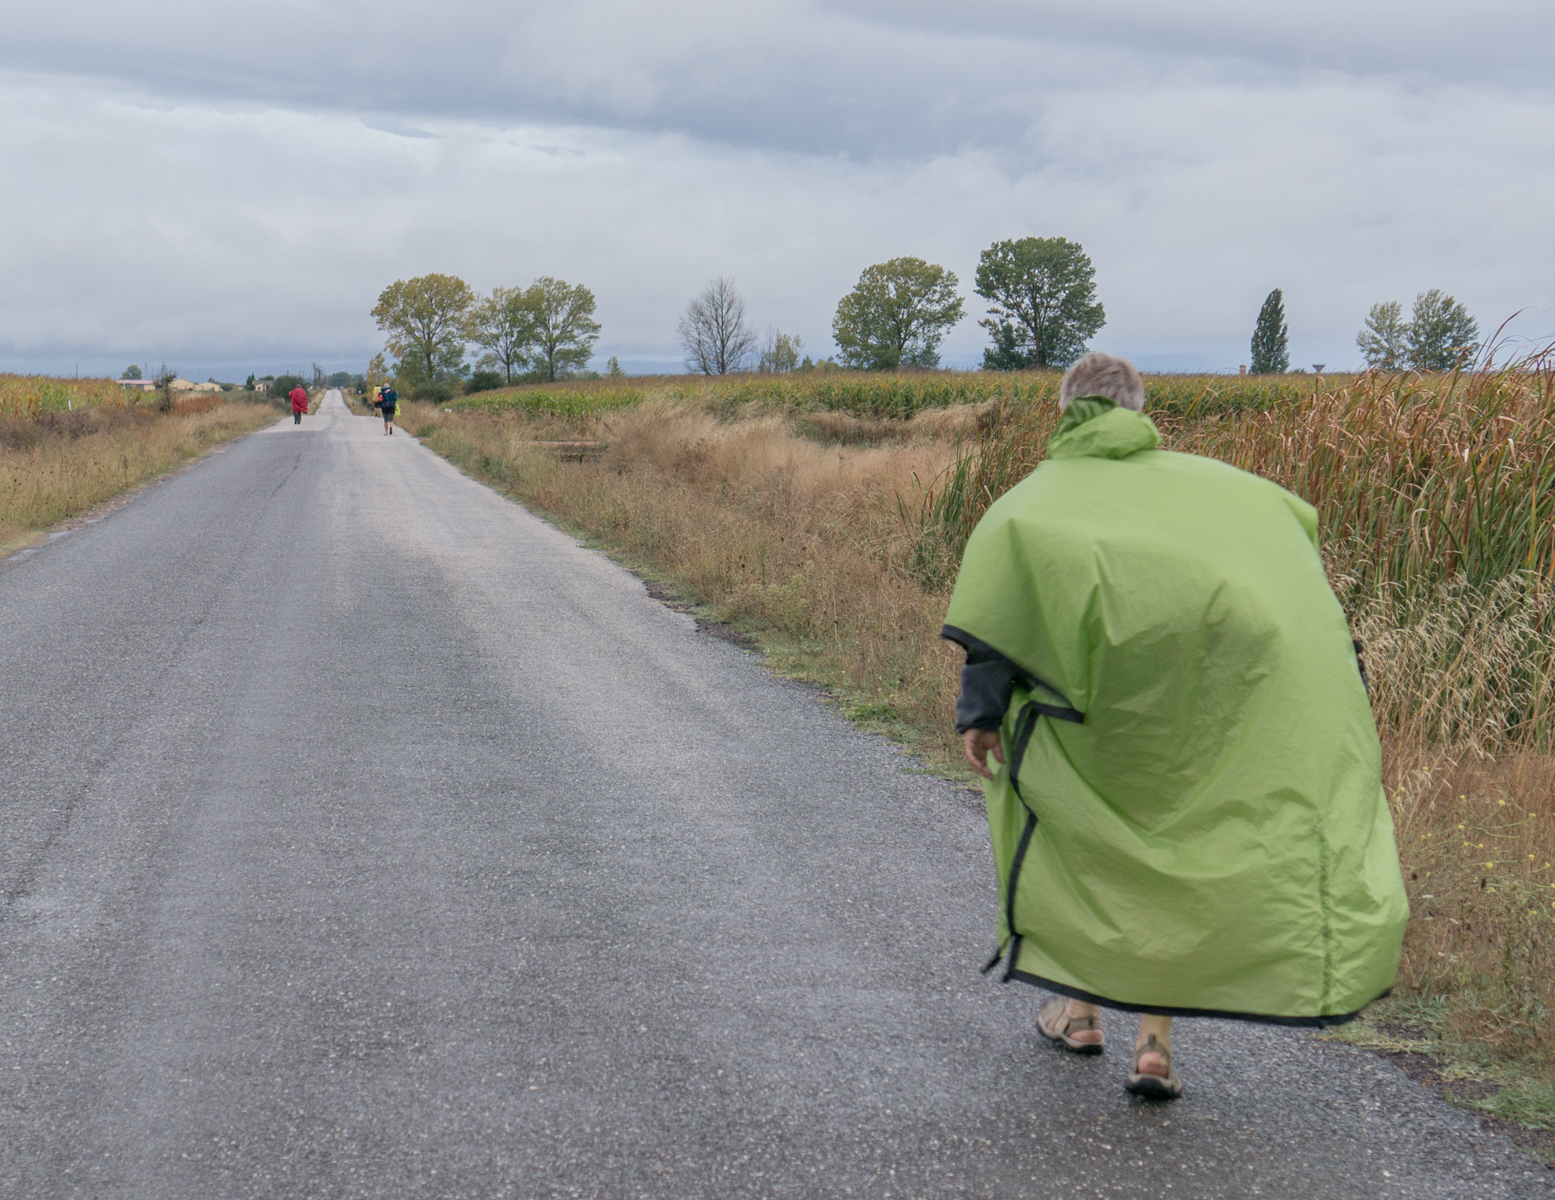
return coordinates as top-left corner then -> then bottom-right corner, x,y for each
962,729 -> 1005,780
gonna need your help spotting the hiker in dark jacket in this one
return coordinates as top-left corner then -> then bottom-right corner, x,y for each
378,386 -> 398,435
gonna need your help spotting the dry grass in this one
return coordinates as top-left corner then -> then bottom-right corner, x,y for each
1360,745 -> 1555,1130
422,400 -> 969,757
418,379 -> 1555,1119
1388,747 -> 1555,1038
1344,574 -> 1555,752
0,399 -> 279,553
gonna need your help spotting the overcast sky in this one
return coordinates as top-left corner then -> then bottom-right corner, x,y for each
3,1 -> 1553,379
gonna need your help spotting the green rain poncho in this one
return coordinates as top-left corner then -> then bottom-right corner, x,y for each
943,397 -> 1408,1024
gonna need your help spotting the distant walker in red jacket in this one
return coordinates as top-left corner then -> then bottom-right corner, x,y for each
289,385 -> 308,425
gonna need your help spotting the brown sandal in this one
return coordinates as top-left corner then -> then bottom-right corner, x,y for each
1037,998 -> 1104,1055
1125,1034 -> 1182,1099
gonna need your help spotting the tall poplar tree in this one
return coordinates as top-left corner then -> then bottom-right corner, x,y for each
1250,289 -> 1290,375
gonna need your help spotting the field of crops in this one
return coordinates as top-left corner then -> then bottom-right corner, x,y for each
0,375 -> 135,419
448,368 -> 1337,423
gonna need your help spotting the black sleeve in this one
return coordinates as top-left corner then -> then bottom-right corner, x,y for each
955,648 -> 1018,734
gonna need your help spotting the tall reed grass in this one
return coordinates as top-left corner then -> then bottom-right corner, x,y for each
1178,358 -> 1555,591
905,360 -> 1553,587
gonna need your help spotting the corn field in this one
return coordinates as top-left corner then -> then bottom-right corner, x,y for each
445,368 -> 1337,425
0,376 -> 131,419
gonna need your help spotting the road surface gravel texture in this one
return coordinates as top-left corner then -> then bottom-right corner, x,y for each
0,391 -> 1547,1199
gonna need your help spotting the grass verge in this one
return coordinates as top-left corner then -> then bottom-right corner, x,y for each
0,399 -> 281,555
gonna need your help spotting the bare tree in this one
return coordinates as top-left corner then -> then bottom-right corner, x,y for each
677,277 -> 757,375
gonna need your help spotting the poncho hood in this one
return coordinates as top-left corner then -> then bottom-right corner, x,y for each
1047,395 -> 1161,460
942,407 -> 1407,1025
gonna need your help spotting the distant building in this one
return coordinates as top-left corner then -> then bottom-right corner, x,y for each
116,378 -> 156,391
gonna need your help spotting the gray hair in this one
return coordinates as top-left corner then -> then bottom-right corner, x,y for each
1059,352 -> 1145,412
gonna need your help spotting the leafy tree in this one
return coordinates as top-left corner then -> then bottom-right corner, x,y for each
973,237 -> 1105,369
121,364 -> 142,380
607,356 -> 626,377
1250,289 -> 1290,375
980,319 -> 1030,371
758,329 -> 803,373
1356,301 -> 1408,369
371,273 -> 475,390
244,373 -> 255,390
327,370 -> 354,387
271,373 -> 305,400
471,285 -> 535,384
832,257 -> 963,371
465,369 -> 504,394
522,277 -> 601,382
677,277 -> 757,375
1406,289 -> 1480,370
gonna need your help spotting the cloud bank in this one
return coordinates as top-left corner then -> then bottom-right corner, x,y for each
2,1 -> 1551,378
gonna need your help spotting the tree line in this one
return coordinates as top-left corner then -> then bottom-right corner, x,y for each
676,237 -> 1106,375
372,274 -> 605,400
1246,286 -> 1481,376
372,255 -> 1485,392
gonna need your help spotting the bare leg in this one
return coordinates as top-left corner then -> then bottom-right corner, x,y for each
1135,1015 -> 1173,1076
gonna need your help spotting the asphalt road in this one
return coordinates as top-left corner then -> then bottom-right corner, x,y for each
0,391 -> 1548,1199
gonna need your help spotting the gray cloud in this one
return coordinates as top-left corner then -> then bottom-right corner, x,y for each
5,2 -> 1551,163
1,3 -> 1552,376
834,1 -> 1555,84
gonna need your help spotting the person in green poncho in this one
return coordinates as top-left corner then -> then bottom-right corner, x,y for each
944,352 -> 1408,1100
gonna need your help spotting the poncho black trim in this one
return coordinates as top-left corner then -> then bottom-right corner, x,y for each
1002,966 -> 1390,1028
940,625 -> 1084,724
